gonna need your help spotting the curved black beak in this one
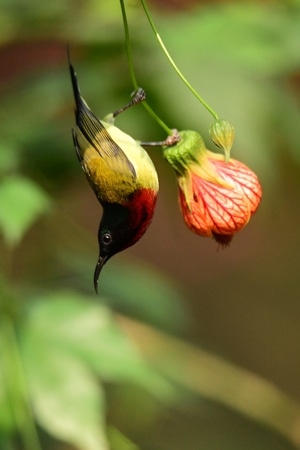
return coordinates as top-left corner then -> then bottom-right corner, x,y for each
93,255 -> 108,294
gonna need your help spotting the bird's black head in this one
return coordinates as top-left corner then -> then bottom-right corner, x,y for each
93,202 -> 136,293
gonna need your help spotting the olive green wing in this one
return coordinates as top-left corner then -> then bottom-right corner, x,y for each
74,103 -> 137,179
69,61 -> 136,179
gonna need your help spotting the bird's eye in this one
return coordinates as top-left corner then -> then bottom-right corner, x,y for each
102,233 -> 112,244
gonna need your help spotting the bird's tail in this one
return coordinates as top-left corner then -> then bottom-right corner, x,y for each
67,47 -> 85,117
68,47 -> 101,135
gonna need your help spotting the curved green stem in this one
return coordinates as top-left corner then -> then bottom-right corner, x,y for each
119,0 -> 173,135
119,0 -> 138,90
139,0 -> 220,121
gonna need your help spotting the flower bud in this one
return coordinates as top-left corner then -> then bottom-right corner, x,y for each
209,120 -> 235,162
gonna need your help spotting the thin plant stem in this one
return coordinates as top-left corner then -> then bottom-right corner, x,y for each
139,0 -> 220,121
119,0 -> 173,135
119,0 -> 138,90
0,316 -> 42,450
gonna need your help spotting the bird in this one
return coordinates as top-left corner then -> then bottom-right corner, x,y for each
69,60 -> 159,293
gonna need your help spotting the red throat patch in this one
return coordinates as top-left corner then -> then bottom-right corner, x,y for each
125,188 -> 158,245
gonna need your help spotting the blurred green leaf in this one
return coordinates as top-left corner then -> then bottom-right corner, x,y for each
0,358 -> 15,434
108,425 -> 139,450
25,353 -> 108,450
26,291 -> 170,391
0,0 -> 128,42
154,2 -> 300,77
0,175 -> 51,247
20,293 -> 110,450
19,291 -> 175,448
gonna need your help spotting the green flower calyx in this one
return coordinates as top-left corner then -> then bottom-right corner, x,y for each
162,130 -> 206,175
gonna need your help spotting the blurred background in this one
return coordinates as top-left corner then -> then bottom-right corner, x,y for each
1,0 -> 300,449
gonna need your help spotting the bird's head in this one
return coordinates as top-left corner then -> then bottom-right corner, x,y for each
94,203 -> 132,291
93,188 -> 157,293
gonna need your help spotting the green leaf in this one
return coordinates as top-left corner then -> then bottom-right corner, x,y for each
19,292 -> 175,448
22,291 -> 175,397
29,355 -> 108,450
108,426 -> 139,450
20,301 -> 109,450
0,355 -> 15,435
0,175 -> 51,247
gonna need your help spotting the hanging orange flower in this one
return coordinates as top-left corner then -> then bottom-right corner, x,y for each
163,127 -> 262,245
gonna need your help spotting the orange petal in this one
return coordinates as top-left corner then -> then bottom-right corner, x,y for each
209,158 -> 262,213
179,174 -> 252,237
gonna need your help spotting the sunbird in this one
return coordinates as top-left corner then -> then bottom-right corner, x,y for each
69,61 -> 159,293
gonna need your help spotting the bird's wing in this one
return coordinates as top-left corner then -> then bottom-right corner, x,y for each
77,104 -> 137,179
69,60 -> 136,179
